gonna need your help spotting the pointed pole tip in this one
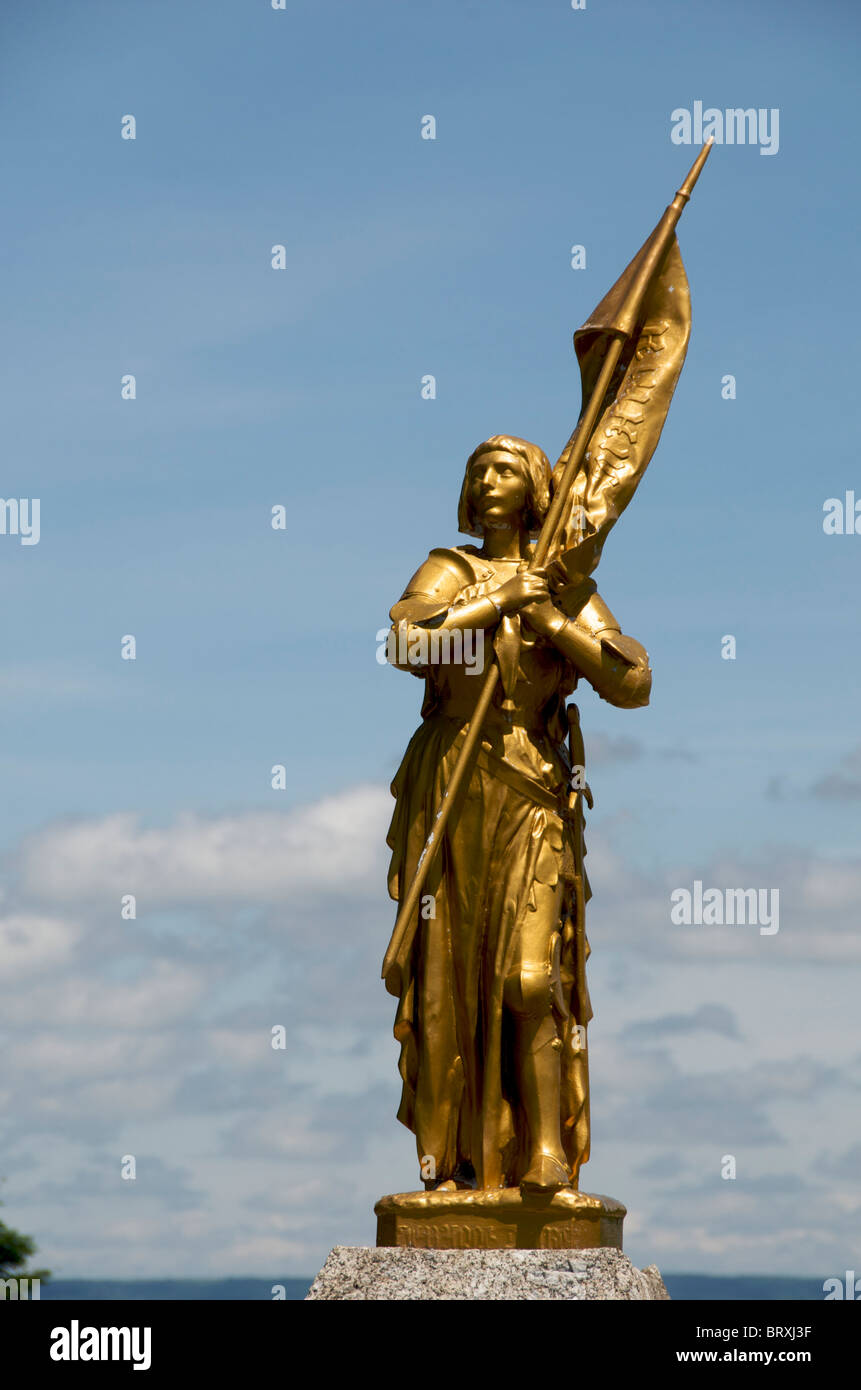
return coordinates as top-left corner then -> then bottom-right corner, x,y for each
677,138 -> 714,200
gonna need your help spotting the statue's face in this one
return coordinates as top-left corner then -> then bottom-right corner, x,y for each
468,451 -> 528,529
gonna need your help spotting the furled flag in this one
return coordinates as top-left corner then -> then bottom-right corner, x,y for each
551,228 -> 692,584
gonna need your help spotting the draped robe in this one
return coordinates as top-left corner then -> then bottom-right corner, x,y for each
384,544 -> 593,1190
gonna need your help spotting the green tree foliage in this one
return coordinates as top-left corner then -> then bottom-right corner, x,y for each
0,1194 -> 50,1283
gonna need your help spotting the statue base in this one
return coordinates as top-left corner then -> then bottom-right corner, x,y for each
374,1188 -> 625,1251
306,1246 -> 668,1300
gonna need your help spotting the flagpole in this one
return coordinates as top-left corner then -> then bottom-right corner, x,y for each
382,141 -> 713,994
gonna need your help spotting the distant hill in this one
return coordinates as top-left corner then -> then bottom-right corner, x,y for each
34,1273 -> 828,1301
663,1274 -> 827,1301
39,1279 -> 311,1301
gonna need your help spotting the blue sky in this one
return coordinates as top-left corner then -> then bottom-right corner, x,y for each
1,0 -> 859,1281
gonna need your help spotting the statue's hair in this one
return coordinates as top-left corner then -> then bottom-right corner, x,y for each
457,435 -> 552,538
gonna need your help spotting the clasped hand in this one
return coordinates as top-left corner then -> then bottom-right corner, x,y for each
491,569 -> 563,636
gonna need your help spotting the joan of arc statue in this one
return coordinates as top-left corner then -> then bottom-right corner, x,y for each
383,434 -> 651,1194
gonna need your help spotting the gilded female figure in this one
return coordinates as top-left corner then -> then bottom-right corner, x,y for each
384,435 -> 651,1194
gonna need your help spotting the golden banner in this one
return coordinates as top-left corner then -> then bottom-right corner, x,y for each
552,234 -> 691,578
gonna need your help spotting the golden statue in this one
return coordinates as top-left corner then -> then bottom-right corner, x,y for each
384,433 -> 652,1194
377,143 -> 712,1249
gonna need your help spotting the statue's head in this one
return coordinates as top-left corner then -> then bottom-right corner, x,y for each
457,435 -> 551,538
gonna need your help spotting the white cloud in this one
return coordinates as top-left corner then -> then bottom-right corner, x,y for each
14,1032 -> 178,1081
0,913 -> 80,980
1,962 -> 204,1029
17,785 -> 392,906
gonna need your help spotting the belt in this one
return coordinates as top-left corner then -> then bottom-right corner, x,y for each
433,713 -> 571,818
472,741 -> 569,817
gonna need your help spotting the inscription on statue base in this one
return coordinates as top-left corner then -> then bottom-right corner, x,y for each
375,1189 -> 625,1251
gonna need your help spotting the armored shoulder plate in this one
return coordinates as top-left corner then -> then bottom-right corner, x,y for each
389,547 -> 478,624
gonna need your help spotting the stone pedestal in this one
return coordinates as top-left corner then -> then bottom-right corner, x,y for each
374,1188 -> 625,1251
306,1247 -> 669,1300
